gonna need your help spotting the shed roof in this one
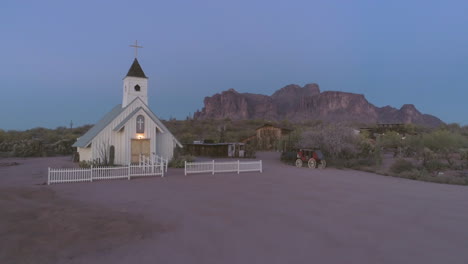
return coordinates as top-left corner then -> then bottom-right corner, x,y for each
256,124 -> 293,132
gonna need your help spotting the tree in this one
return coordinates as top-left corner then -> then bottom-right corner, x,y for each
421,129 -> 467,167
297,123 -> 360,159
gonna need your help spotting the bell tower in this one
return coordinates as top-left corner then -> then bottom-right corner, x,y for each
122,58 -> 148,107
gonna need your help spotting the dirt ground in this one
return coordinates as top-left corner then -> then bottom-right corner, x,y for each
1,153 -> 468,264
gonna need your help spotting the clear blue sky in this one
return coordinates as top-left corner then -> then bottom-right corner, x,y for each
1,0 -> 467,130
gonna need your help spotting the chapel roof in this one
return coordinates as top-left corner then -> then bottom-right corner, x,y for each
72,104 -> 124,148
72,97 -> 183,149
126,58 -> 147,78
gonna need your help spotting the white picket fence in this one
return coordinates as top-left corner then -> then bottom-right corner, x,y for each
184,160 -> 262,175
48,164 -> 164,185
140,153 -> 168,173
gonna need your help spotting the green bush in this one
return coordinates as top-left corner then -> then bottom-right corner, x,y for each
398,169 -> 421,180
281,151 -> 297,164
169,155 -> 195,168
423,159 -> 447,172
78,159 -> 114,168
347,158 -> 377,169
390,159 -> 416,174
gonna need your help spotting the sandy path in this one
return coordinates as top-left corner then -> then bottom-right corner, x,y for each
1,153 -> 468,264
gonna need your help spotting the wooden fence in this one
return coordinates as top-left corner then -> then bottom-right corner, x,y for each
184,160 -> 262,175
48,164 -> 164,185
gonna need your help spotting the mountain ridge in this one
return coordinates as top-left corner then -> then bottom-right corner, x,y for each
194,84 -> 443,127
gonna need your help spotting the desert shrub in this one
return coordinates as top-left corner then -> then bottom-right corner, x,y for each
327,159 -> 346,169
380,131 -> 403,149
347,158 -> 377,169
398,169 -> 421,180
72,151 -> 80,162
390,159 -> 416,174
79,160 -> 102,168
422,129 -> 468,166
297,123 -> 360,159
169,155 -> 195,168
460,150 -> 468,169
404,135 -> 424,157
423,159 -> 447,172
325,158 -> 376,171
0,125 -> 93,157
280,151 -> 297,164
244,143 -> 256,158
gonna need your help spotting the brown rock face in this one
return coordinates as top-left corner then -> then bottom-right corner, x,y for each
194,84 -> 443,127
196,89 -> 277,120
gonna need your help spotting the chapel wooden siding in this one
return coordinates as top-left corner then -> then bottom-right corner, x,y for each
78,99 -> 175,165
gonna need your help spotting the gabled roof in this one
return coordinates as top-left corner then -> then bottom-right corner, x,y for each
126,58 -> 147,78
113,107 -> 164,133
73,97 -> 182,148
113,105 -> 182,148
72,104 -> 125,148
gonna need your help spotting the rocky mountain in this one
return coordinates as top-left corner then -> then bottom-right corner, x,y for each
194,84 -> 443,127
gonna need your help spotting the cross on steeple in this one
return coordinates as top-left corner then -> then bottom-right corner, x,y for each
129,40 -> 143,58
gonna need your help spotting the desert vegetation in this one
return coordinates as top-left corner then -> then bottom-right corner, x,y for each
0,125 -> 92,157
294,123 -> 468,185
2,120 -> 467,185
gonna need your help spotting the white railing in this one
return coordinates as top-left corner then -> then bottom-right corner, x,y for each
184,160 -> 262,175
140,153 -> 168,172
93,166 -> 128,181
48,167 -> 92,184
48,163 -> 164,185
129,164 -> 164,177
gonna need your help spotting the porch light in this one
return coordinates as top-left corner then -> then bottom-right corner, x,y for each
136,133 -> 145,139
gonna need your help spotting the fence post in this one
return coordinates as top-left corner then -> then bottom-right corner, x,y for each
260,160 -> 263,173
128,164 -> 131,180
161,163 -> 165,177
90,165 -> 93,182
184,161 -> 187,176
47,167 -> 50,185
237,160 -> 240,174
212,160 -> 215,175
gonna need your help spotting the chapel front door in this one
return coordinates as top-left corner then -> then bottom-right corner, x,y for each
131,139 -> 150,163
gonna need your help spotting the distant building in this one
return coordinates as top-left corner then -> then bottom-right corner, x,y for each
360,123 -> 408,138
242,124 -> 293,151
185,142 -> 245,158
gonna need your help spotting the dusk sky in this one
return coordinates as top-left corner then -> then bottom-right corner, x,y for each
1,0 -> 467,130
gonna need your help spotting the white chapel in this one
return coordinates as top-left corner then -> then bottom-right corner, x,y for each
73,53 -> 182,164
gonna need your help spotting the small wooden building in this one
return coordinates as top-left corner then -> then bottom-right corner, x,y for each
360,123 -> 408,138
185,142 -> 245,157
242,124 -> 292,151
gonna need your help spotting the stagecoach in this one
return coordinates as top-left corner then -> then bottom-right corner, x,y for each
295,149 -> 326,169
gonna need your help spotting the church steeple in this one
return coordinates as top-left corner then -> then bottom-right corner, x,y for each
122,58 -> 149,107
126,58 -> 147,78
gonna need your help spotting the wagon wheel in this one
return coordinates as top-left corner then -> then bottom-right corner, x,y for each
308,158 -> 317,168
295,159 -> 303,167
318,160 -> 326,169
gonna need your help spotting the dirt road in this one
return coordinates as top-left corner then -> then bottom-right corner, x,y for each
1,153 -> 467,264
